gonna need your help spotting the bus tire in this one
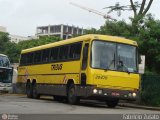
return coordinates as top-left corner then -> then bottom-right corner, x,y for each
26,82 -> 33,98
53,96 -> 67,102
32,83 -> 40,99
67,84 -> 79,105
106,99 -> 119,108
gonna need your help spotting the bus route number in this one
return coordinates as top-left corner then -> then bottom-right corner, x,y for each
51,64 -> 63,70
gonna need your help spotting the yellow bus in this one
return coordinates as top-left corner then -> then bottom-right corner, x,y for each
18,34 -> 140,108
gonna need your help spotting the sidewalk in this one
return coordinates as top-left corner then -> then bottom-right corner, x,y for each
118,102 -> 160,111
1,93 -> 160,111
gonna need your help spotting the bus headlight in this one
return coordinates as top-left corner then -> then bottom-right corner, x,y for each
128,93 -> 132,97
132,93 -> 137,97
93,89 -> 98,94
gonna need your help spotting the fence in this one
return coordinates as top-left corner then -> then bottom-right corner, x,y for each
140,74 -> 160,106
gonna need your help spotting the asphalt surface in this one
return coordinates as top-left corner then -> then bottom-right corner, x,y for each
0,94 -> 159,114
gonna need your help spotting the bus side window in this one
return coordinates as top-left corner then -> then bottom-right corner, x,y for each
82,43 -> 89,70
34,51 -> 42,63
20,54 -> 27,66
69,42 -> 82,59
27,53 -> 34,65
50,47 -> 59,61
42,49 -> 50,62
59,45 -> 69,60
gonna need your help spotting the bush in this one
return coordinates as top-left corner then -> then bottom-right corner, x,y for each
140,74 -> 160,106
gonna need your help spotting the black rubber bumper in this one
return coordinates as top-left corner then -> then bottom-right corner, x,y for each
76,85 -> 138,101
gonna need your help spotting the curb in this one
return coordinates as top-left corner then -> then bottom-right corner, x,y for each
0,93 -> 25,96
1,93 -> 160,111
118,103 -> 160,111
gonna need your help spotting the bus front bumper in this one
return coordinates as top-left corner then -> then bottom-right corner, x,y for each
76,85 -> 138,101
0,87 -> 12,92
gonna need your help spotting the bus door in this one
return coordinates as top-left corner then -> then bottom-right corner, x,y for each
80,42 -> 89,86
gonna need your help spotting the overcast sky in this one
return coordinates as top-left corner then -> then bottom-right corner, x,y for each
0,0 -> 159,37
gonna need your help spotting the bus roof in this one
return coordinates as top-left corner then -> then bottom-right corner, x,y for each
0,54 -> 7,57
21,34 -> 138,54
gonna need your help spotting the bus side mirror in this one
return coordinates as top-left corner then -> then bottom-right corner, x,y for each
138,54 -> 142,64
138,55 -> 145,74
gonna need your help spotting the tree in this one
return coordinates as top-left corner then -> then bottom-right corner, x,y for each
5,42 -> 20,63
85,14 -> 160,73
18,36 -> 60,50
138,15 -> 160,73
85,28 -> 99,34
15,36 -> 61,62
104,0 -> 154,33
99,20 -> 133,38
0,32 -> 10,54
0,32 -> 20,62
0,34 -> 61,63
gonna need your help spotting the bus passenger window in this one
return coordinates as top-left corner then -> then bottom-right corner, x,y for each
42,49 -> 50,62
69,42 -> 82,59
50,47 -> 59,61
59,46 -> 69,60
27,53 -> 34,64
20,54 -> 27,66
34,51 -> 42,63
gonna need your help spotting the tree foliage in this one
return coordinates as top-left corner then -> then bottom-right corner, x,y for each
0,34 -> 60,63
0,32 -> 20,62
0,32 -> 10,54
138,15 -> 160,73
99,21 -> 133,37
104,0 -> 154,33
85,15 -> 160,74
18,36 -> 60,50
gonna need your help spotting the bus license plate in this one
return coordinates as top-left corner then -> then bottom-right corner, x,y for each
111,92 -> 120,96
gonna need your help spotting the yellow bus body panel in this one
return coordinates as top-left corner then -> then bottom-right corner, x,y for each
87,69 -> 140,90
18,34 -> 139,92
18,61 -> 81,84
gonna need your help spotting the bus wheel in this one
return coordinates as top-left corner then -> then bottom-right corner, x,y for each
32,83 -> 40,99
26,82 -> 33,98
106,99 -> 119,108
54,96 -> 67,102
53,96 -> 62,101
67,84 -> 79,105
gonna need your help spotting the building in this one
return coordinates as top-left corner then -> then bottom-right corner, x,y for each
9,35 -> 30,43
27,35 -> 39,40
9,35 -> 38,44
0,26 -> 38,43
0,26 -> 7,32
36,24 -> 84,39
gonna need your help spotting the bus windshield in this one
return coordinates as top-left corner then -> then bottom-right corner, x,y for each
0,55 -> 12,83
0,68 -> 12,83
0,55 -> 10,67
91,40 -> 138,73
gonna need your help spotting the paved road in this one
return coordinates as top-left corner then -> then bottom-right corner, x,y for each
0,94 -> 159,114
